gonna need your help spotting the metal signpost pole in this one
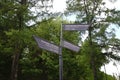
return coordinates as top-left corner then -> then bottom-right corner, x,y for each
59,23 -> 63,80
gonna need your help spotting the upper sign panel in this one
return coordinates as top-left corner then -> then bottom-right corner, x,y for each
63,24 -> 89,31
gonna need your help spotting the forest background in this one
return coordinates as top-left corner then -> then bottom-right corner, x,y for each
0,0 -> 120,80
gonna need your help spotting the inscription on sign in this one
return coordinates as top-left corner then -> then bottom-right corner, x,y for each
62,40 -> 80,52
63,24 -> 89,31
33,35 -> 60,54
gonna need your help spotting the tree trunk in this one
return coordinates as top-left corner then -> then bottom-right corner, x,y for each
11,49 -> 20,80
11,0 -> 27,79
90,54 -> 97,80
89,26 -> 97,80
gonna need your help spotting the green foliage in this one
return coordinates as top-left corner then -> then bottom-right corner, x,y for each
0,0 -> 119,80
0,0 -> 53,80
66,0 -> 120,80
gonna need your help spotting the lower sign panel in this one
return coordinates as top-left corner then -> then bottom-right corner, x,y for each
62,40 -> 80,52
33,35 -> 60,54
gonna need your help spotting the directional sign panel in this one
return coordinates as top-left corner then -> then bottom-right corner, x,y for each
62,40 -> 80,52
63,24 -> 89,31
33,35 -> 60,54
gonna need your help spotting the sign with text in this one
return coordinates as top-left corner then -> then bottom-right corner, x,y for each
62,40 -> 80,52
33,35 -> 60,54
63,24 -> 89,31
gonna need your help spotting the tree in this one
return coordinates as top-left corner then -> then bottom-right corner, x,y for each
66,0 -> 120,80
0,0 -> 53,80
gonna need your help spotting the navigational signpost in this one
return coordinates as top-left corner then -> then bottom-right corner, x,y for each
33,35 -> 60,54
33,24 -> 90,80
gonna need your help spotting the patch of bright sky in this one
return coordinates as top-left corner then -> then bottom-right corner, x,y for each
112,24 -> 120,39
103,0 -> 120,39
104,0 -> 120,10
52,0 -> 67,12
101,61 -> 120,79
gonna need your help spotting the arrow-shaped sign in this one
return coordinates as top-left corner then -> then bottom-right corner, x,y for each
62,40 -> 80,52
33,35 -> 60,54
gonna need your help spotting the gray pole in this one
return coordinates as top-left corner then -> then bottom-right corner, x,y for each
59,23 -> 63,80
